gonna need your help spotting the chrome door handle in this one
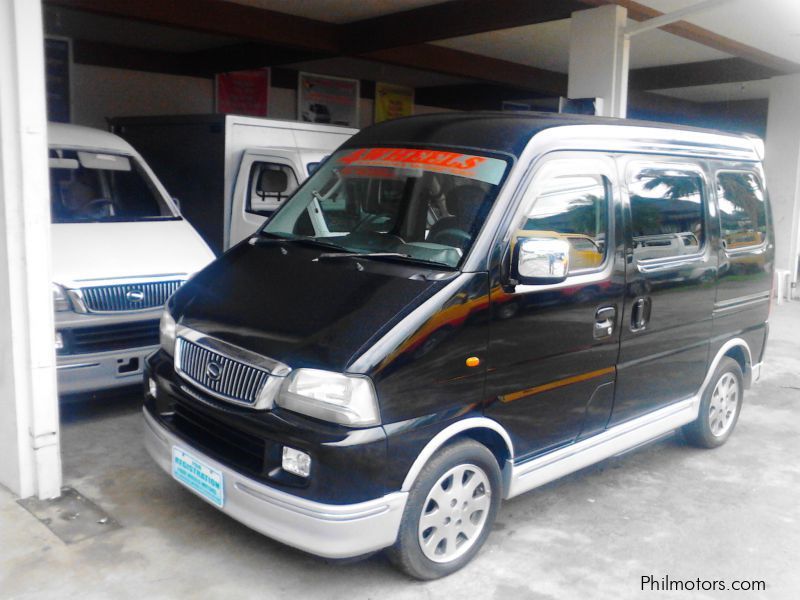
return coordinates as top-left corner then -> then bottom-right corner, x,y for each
594,306 -> 616,338
630,296 -> 652,332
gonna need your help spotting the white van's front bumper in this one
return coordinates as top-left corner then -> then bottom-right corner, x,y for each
57,345 -> 157,394
143,408 -> 408,559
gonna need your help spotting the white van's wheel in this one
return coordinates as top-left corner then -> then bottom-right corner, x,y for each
683,357 -> 743,448
387,439 -> 501,580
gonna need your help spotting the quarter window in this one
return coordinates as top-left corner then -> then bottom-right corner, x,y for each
517,173 -> 610,272
247,162 -> 298,215
716,171 -> 766,250
629,168 -> 705,260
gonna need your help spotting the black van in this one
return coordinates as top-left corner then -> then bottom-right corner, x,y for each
144,113 -> 773,579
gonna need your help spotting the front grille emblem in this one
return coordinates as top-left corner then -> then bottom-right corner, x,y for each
126,289 -> 145,303
205,361 -> 223,382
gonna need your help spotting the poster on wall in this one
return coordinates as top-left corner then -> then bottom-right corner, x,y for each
216,68 -> 270,117
374,82 -> 414,123
298,72 -> 359,127
45,37 -> 71,123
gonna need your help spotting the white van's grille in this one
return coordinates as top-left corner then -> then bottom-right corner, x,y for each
80,280 -> 184,312
175,337 -> 270,406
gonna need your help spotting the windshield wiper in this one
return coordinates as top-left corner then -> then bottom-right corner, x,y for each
315,252 -> 411,261
314,252 -> 454,269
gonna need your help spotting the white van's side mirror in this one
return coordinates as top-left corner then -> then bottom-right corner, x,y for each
512,237 -> 570,285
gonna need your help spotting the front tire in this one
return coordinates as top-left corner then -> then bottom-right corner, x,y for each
387,439 -> 501,580
683,356 -> 743,448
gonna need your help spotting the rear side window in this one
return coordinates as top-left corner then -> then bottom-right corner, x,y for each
629,167 -> 705,261
518,172 -> 610,272
248,162 -> 299,216
716,171 -> 767,250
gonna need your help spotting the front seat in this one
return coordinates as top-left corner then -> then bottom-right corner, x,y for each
428,184 -> 490,249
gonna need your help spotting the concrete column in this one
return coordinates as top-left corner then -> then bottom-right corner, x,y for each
765,74 -> 800,297
0,0 -> 62,498
568,4 -> 630,118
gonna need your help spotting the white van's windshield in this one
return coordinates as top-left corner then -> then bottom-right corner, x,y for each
262,147 -> 509,268
49,148 -> 177,223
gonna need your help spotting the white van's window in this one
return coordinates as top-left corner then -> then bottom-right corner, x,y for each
49,149 -> 175,223
629,168 -> 705,261
262,147 -> 510,268
247,162 -> 299,216
517,173 -> 609,273
717,171 -> 767,250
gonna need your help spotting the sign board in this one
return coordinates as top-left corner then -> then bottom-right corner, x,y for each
216,69 -> 270,117
375,82 -> 414,123
298,72 -> 359,128
45,37 -> 71,123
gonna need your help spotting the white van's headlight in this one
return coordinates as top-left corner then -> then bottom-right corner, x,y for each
277,369 -> 380,427
159,309 -> 177,356
52,284 -> 71,312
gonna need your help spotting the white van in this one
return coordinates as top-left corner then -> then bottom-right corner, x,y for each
49,123 -> 215,395
110,115 -> 357,253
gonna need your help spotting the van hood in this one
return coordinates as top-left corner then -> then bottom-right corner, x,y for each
52,220 -> 214,284
172,241 -> 445,372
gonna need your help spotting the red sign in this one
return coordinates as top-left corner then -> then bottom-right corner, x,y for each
216,69 -> 270,117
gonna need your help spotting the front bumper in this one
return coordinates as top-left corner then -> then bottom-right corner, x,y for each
57,345 -> 157,394
143,407 -> 408,559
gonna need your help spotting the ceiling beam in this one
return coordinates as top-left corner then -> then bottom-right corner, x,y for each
579,0 -> 800,73
343,0 -> 585,54
629,57 -> 782,91
44,0 -> 340,53
362,44 -> 568,96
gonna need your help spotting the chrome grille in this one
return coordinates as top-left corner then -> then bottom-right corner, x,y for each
80,279 -> 184,312
175,337 -> 270,406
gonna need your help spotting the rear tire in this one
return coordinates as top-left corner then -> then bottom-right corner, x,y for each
683,356 -> 743,448
386,439 -> 501,580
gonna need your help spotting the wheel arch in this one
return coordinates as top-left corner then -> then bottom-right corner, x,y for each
704,338 -> 752,395
400,418 -> 514,495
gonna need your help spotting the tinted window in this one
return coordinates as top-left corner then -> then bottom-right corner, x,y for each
518,173 -> 609,272
717,171 -> 766,249
629,168 -> 705,260
49,149 -> 173,223
264,147 -> 509,268
248,162 -> 299,215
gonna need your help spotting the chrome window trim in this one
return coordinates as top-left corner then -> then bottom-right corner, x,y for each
174,326 -> 291,410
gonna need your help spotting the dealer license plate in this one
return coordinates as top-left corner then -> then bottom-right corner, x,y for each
172,446 -> 224,507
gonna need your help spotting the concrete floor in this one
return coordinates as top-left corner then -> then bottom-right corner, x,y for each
2,303 -> 799,600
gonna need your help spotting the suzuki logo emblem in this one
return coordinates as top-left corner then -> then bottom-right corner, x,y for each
205,361 -> 223,382
126,289 -> 145,303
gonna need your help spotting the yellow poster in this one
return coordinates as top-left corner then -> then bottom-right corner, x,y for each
375,82 -> 414,123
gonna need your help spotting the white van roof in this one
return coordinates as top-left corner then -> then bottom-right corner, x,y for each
48,122 -> 137,154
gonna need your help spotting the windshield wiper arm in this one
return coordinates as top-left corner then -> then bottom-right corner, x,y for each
314,252 -> 411,261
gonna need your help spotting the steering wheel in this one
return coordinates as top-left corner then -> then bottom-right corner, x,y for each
430,228 -> 471,247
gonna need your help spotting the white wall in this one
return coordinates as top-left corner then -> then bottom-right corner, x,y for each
70,65 -> 457,130
71,64 -> 214,128
765,74 -> 800,292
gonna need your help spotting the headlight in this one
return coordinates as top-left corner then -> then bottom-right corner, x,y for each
276,369 -> 380,427
52,284 -> 71,312
159,308 -> 177,356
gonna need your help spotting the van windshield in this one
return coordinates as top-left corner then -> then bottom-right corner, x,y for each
262,147 -> 509,268
49,149 -> 177,223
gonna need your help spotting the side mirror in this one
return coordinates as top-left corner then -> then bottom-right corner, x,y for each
172,197 -> 181,212
512,237 -> 570,285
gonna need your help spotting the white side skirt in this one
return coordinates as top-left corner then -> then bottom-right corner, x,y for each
505,395 -> 700,499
